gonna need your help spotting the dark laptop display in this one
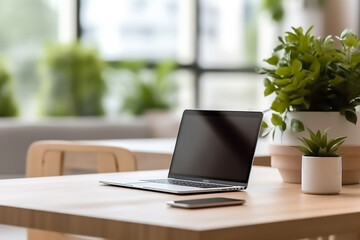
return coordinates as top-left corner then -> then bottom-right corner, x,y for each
169,110 -> 263,184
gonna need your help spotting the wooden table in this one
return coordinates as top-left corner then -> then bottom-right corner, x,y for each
72,138 -> 270,171
1,167 -> 360,240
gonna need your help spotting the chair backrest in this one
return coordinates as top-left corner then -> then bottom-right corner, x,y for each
26,140 -> 137,177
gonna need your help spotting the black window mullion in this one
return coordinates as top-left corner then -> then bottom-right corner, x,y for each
75,0 -> 257,110
76,0 -> 82,39
193,0 -> 201,108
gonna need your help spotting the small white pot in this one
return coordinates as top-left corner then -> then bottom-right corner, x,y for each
301,156 -> 342,194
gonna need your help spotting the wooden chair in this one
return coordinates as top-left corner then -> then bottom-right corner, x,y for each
26,140 -> 137,240
26,140 -> 137,177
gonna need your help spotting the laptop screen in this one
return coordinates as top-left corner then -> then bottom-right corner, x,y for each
168,110 -> 263,184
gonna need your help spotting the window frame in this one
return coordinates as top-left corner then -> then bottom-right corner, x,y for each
76,0 -> 258,107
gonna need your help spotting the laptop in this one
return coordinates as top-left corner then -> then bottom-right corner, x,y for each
100,109 -> 263,194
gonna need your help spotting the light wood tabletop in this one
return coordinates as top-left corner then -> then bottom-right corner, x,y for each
0,167 -> 360,240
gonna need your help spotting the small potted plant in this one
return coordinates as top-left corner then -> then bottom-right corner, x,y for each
120,60 -> 178,116
119,60 -> 180,137
293,128 -> 346,194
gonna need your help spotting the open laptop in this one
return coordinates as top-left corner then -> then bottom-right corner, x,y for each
100,109 -> 263,194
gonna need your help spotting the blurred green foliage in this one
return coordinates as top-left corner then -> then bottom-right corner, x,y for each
120,61 -> 178,116
261,0 -> 325,22
39,42 -> 106,116
261,0 -> 284,22
0,60 -> 18,116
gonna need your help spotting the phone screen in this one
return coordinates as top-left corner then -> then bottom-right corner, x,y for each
167,197 -> 245,209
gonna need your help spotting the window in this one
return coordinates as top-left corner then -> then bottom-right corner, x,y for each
0,0 -> 61,117
198,0 -> 258,68
1,0 -> 358,118
79,0 -> 262,112
80,0 -> 194,63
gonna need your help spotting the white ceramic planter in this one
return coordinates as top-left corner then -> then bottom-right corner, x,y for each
272,112 -> 360,146
301,156 -> 342,195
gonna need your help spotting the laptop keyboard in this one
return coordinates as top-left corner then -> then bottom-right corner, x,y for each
145,179 -> 231,188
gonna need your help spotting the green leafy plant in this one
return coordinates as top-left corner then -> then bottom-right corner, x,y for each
293,128 -> 346,157
0,60 -> 18,117
261,0 -> 325,22
120,60 -> 178,116
261,0 -> 284,22
39,42 -> 106,116
261,26 -> 360,138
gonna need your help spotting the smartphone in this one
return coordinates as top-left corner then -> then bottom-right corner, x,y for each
166,197 -> 245,209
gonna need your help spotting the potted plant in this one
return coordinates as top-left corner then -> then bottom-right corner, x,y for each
120,60 -> 180,137
261,26 -> 360,184
293,128 -> 346,194
38,42 -> 106,116
0,60 -> 18,117
261,0 -> 325,22
120,60 -> 178,116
